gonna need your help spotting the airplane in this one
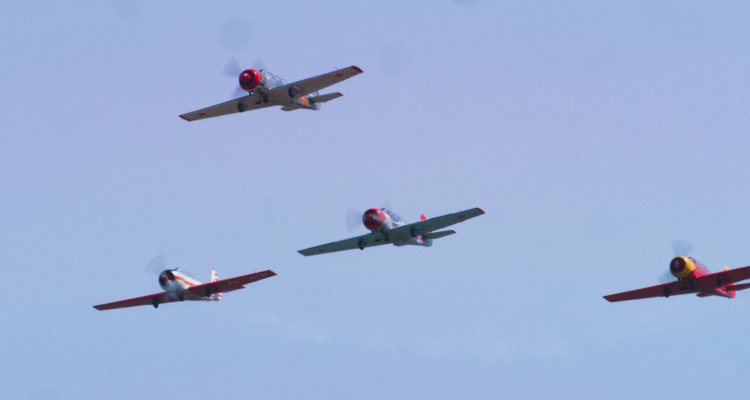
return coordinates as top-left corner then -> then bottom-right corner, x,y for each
603,251 -> 750,302
297,207 -> 485,256
179,63 -> 363,121
93,267 -> 276,310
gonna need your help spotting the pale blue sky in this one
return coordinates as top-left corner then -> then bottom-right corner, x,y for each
2,1 -> 750,398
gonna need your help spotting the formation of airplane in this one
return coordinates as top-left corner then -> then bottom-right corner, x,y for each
603,247 -> 750,302
179,64 -> 363,121
298,207 -> 485,256
93,267 -> 276,310
108,58 -> 750,311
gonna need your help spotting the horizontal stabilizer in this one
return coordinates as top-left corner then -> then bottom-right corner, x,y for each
281,105 -> 300,111
727,282 -> 750,291
309,92 -> 343,103
423,230 -> 456,240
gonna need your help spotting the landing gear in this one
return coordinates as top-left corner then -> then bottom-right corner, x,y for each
152,298 -> 159,309
288,86 -> 302,98
358,239 -> 366,250
237,102 -> 247,112
261,95 -> 269,104
410,226 -> 423,238
178,294 -> 184,302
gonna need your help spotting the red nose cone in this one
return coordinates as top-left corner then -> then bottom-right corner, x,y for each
239,69 -> 262,91
363,208 -> 386,231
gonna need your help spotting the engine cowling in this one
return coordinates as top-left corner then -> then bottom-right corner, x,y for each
158,270 -> 175,289
239,69 -> 264,92
363,208 -> 389,231
670,256 -> 697,279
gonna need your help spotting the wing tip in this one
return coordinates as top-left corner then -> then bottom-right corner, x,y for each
297,250 -> 310,257
475,207 -> 485,214
179,114 -> 193,122
351,65 -> 364,73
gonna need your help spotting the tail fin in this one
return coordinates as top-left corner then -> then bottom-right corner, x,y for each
209,268 -> 223,301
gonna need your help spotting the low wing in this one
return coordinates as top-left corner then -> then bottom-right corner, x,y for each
93,291 -> 175,311
694,265 -> 750,290
93,270 -> 276,310
298,231 -> 390,256
179,93 -> 274,122
385,207 -> 485,244
186,269 -> 277,296
269,66 -> 362,102
604,265 -> 750,302
603,280 -> 697,302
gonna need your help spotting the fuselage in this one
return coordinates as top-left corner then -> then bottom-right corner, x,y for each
242,68 -> 320,110
670,256 -> 735,298
158,269 -> 219,302
363,208 -> 433,247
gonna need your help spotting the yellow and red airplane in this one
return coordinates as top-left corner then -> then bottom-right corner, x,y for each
93,267 -> 275,310
604,244 -> 750,302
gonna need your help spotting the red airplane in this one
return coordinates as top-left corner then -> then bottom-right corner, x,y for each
93,267 -> 276,310
604,254 -> 750,302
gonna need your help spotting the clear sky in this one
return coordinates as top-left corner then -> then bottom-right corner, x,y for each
2,1 -> 750,398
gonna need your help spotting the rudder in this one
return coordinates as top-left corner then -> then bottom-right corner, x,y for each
209,268 -> 223,301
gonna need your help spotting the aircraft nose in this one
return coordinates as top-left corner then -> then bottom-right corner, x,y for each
670,257 -> 686,274
363,209 -> 385,230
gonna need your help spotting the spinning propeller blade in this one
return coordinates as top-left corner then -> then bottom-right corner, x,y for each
671,240 -> 694,257
223,57 -> 242,77
144,254 -> 166,275
657,241 -> 695,282
657,271 -> 674,283
224,57 -> 268,98
252,58 -> 267,71
346,208 -> 361,231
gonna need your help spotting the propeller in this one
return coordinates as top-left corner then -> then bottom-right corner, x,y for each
345,201 -> 395,231
144,254 -> 167,275
346,208 -> 361,231
223,57 -> 242,77
223,57 -> 268,98
671,240 -> 694,257
657,271 -> 674,283
657,241 -> 695,283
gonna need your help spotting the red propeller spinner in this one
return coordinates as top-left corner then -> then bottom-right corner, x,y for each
363,208 -> 387,231
239,69 -> 263,92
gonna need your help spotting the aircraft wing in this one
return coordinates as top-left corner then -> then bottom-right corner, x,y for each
604,265 -> 750,302
186,269 -> 277,296
694,265 -> 750,290
298,231 -> 390,256
603,280 -> 698,302
179,93 -> 274,122
384,207 -> 485,244
93,291 -> 175,311
269,66 -> 363,101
